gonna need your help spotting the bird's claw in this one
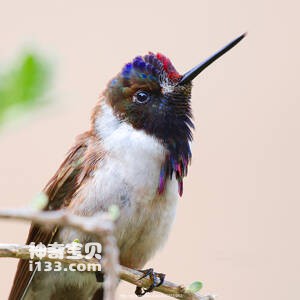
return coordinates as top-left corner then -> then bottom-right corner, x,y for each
135,268 -> 165,297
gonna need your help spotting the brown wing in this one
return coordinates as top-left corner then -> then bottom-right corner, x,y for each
8,132 -> 91,300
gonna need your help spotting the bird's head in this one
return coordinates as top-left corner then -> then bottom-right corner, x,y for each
103,33 -> 246,196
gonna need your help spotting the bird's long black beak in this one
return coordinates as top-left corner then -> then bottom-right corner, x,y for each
177,33 -> 246,86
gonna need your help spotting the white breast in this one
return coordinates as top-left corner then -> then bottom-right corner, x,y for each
94,101 -> 167,204
67,101 -> 179,268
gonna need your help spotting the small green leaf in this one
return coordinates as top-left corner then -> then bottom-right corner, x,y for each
186,281 -> 203,293
0,52 -> 51,126
73,238 -> 80,243
31,192 -> 48,210
108,204 -> 120,221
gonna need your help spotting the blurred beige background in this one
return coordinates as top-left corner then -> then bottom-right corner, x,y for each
1,0 -> 299,299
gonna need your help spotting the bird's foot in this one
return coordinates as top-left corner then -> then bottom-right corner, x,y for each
135,268 -> 165,297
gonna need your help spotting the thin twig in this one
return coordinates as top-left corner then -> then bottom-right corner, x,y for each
0,209 -> 214,300
0,208 -> 119,300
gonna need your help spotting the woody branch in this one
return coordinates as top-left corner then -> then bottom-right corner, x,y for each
0,209 -> 214,300
0,208 -> 118,300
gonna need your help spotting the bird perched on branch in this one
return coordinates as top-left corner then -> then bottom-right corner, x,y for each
9,33 -> 246,300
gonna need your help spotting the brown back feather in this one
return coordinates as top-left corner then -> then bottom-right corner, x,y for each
8,132 -> 91,300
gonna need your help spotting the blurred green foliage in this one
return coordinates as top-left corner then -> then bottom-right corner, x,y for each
0,52 -> 50,124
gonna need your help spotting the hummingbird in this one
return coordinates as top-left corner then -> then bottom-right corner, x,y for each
9,33 -> 245,300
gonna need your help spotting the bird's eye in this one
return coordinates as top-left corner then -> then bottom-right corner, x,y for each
133,91 -> 150,104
